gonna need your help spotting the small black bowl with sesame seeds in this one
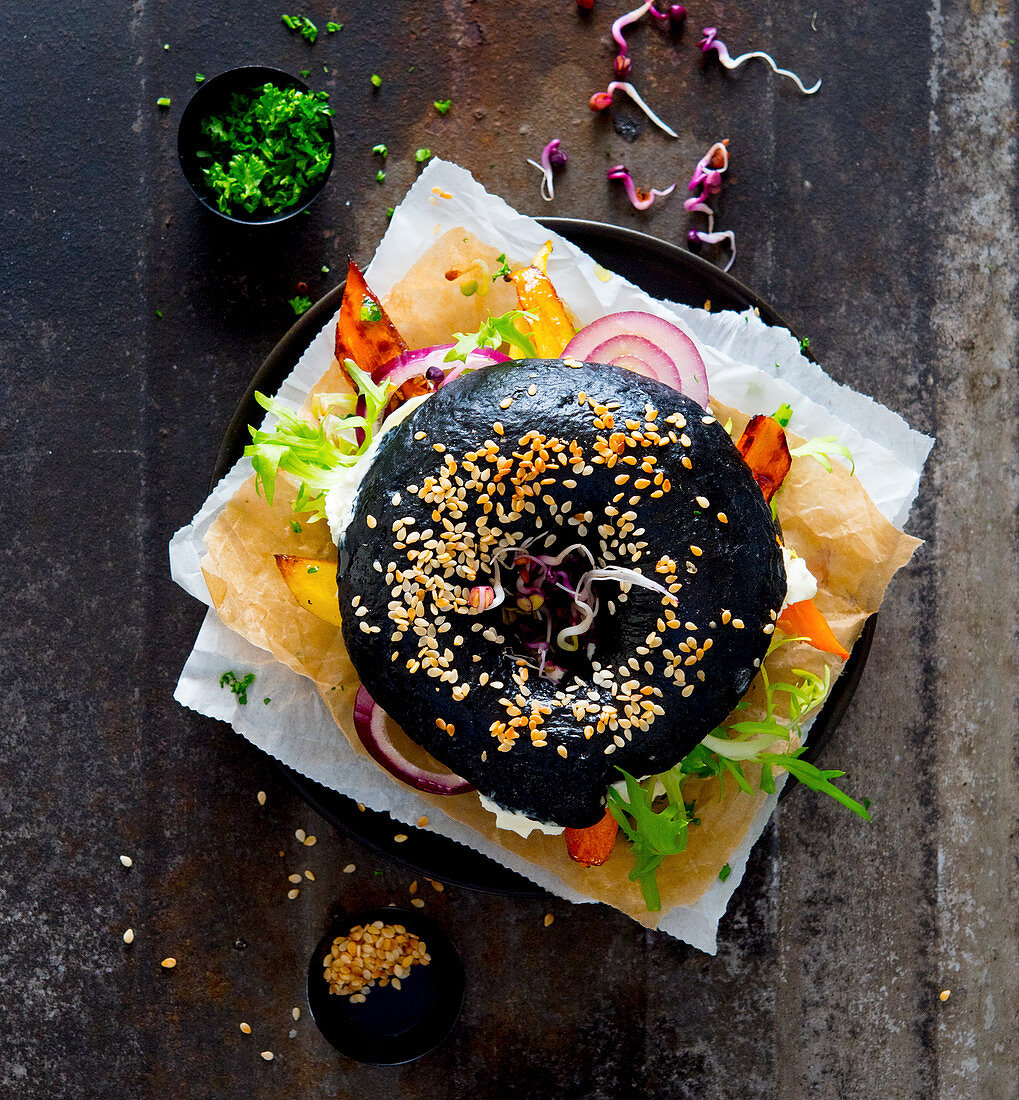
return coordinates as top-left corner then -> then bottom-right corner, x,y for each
337,358 -> 785,829
307,906 -> 464,1065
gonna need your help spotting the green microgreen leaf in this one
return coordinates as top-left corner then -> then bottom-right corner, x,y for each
326,21 -> 343,32
444,310 -> 537,363
289,295 -> 312,316
372,143 -> 388,158
156,96 -> 171,108
370,73 -> 382,88
492,253 -> 511,281
772,402 -> 793,427
433,99 -> 452,114
414,147 -> 432,163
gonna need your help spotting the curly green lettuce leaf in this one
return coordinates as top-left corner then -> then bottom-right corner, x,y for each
444,309 -> 538,362
244,359 -> 393,521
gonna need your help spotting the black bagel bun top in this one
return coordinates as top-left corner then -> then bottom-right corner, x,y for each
337,359 -> 785,828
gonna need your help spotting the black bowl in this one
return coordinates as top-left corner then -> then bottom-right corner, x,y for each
307,906 -> 465,1065
177,65 -> 335,225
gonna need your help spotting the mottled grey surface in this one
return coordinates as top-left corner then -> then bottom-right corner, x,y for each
1,1 -> 1016,1097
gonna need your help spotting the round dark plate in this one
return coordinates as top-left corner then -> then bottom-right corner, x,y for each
213,217 -> 874,895
307,906 -> 465,1065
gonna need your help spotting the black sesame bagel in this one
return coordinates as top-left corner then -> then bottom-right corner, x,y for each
337,359 -> 785,828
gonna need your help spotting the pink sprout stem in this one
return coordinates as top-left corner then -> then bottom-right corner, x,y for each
612,1 -> 653,74
588,81 -> 678,138
525,139 -> 568,201
689,229 -> 736,272
607,165 -> 675,210
699,27 -> 821,95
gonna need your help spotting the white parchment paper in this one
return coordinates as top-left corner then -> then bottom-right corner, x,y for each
169,160 -> 933,954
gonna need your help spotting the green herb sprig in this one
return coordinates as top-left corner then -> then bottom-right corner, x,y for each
220,670 -> 255,704
444,310 -> 537,363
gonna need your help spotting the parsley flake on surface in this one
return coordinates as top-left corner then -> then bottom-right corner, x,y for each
282,13 -> 318,43
370,73 -> 382,88
220,671 -> 255,705
289,295 -> 312,316
433,99 -> 452,114
375,169 -> 386,183
372,143 -> 388,157
195,83 -> 333,216
326,21 -> 343,32
156,96 -> 171,108
414,147 -> 433,164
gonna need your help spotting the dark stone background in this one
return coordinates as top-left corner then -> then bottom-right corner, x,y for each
1,1 -> 1016,1096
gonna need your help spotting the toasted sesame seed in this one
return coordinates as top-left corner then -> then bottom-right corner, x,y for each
288,873 -> 302,884
239,1022 -> 252,1034
161,957 -> 177,969
260,1051 -> 274,1061
493,422 -> 505,436
292,1007 -> 301,1021
394,834 -> 408,843
305,870 -> 315,880
303,835 -> 317,846
732,618 -> 745,629
417,815 -> 429,827
366,514 -> 377,528
287,889 -> 300,900
257,790 -> 267,806
295,829 -> 306,842
119,855 -> 133,867
431,879 -> 445,892
343,863 -> 356,874
717,512 -> 728,524
411,898 -> 425,908
939,989 -> 951,1002
122,928 -> 134,945
557,744 -> 568,758
543,913 -> 554,927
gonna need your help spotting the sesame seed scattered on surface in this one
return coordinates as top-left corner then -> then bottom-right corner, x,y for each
411,898 -> 425,908
303,835 -> 317,846
119,855 -> 133,867
292,1007 -> 301,1021
543,913 -> 554,927
343,863 -> 356,874
288,873 -> 302,884
394,834 -> 408,843
239,1022 -> 252,1034
305,870 -> 315,880
122,928 -> 134,945
417,815 -> 429,827
939,989 -> 951,1002
260,1051 -> 274,1061
287,888 -> 300,900
257,791 -> 267,805
160,957 -> 177,969
295,829 -> 306,842
366,514 -> 378,528
357,802 -> 366,812
430,879 -> 445,892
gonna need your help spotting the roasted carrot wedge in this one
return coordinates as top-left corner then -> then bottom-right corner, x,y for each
777,598 -> 851,661
565,809 -> 619,866
735,414 -> 792,504
335,259 -> 408,382
510,241 -> 575,357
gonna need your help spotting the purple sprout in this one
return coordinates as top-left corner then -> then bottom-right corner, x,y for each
648,3 -> 686,26
611,1 -> 653,77
588,81 -> 677,138
526,139 -> 569,202
607,164 -> 676,211
688,229 -> 736,272
699,26 -> 821,95
683,140 -> 729,226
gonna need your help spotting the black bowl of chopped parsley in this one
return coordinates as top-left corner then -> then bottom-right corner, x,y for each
178,65 -> 335,224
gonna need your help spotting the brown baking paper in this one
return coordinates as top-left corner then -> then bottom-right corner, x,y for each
199,230 -> 921,927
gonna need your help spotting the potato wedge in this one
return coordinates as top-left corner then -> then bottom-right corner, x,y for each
274,555 -> 342,626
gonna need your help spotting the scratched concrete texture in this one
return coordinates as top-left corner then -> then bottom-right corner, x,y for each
0,0 -> 1016,1097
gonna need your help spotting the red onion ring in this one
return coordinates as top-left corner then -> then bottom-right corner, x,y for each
562,311 -> 709,408
378,344 -> 509,393
352,686 -> 474,795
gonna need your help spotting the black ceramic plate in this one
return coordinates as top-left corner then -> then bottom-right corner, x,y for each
213,218 -> 875,896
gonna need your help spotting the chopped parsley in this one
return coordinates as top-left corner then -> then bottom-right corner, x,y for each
156,97 -> 171,108
220,670 -> 255,704
493,253 -> 511,280
375,169 -> 386,183
414,147 -> 433,163
372,143 -> 388,157
195,73 -> 206,84
772,402 -> 793,428
282,13 -> 318,43
370,73 -> 382,88
799,336 -> 811,351
360,300 -> 382,323
289,295 -> 312,316
433,99 -> 452,114
306,565 -> 319,574
326,21 -> 343,32
385,207 -> 395,219
718,863 -> 732,882
195,83 -> 333,216
263,697 -> 272,705
290,520 -> 302,533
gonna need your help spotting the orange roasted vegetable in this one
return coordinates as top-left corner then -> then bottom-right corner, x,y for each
565,809 -> 619,867
777,598 -> 851,661
735,414 -> 792,504
510,241 -> 575,357
335,259 -> 408,383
